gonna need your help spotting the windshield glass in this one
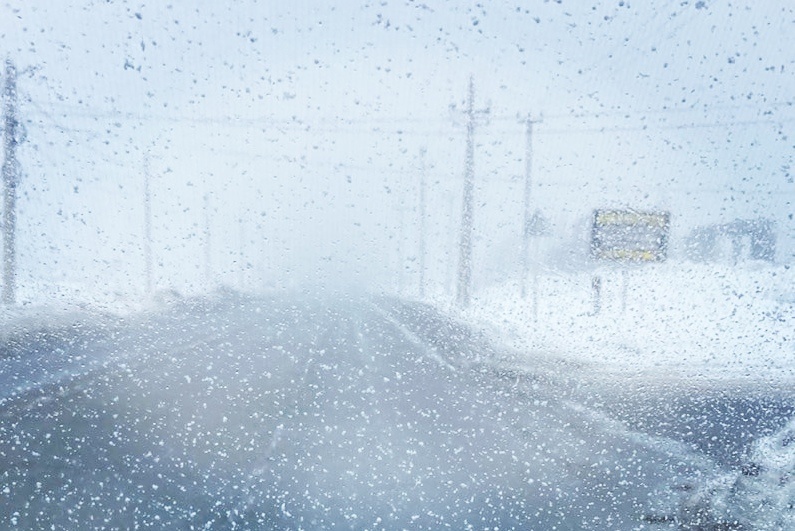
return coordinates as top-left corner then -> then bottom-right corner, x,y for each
1,1 -> 793,529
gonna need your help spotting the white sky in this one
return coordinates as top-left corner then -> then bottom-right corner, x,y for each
1,0 -> 793,301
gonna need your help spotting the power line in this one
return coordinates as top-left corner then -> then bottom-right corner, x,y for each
24,109 -> 793,139
18,85 -> 794,135
535,116 -> 795,136
489,100 -> 794,123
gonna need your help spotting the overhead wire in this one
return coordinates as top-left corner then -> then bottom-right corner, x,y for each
18,84 -> 794,136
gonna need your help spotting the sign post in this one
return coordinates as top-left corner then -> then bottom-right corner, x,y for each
590,209 -> 671,315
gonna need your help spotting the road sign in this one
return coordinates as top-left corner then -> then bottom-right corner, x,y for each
591,209 -> 670,262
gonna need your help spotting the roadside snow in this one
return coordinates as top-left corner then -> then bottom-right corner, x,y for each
0,281 -> 201,336
460,262 -> 795,386
1,282 -> 148,333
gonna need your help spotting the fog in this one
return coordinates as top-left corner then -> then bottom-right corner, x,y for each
2,0 -> 792,303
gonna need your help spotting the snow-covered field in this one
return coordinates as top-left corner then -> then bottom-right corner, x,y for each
460,262 -> 795,386
0,283 -> 144,336
0,281 -> 193,337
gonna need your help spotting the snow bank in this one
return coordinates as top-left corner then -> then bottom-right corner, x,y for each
680,417 -> 795,529
0,281 -> 202,350
461,262 -> 795,385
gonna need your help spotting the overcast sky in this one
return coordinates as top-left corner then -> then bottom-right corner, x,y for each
1,0 -> 793,302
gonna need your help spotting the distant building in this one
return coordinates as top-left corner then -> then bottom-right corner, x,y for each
685,218 -> 776,263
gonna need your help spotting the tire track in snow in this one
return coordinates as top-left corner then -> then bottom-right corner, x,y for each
370,302 -> 457,371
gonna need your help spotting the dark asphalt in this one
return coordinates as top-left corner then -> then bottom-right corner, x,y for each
0,292 -> 791,529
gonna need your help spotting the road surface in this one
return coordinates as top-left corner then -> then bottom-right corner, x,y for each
0,292 -> 792,529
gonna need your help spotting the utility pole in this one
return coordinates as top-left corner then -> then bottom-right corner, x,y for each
520,117 -> 535,299
418,147 -> 427,299
203,194 -> 212,288
143,154 -> 152,295
397,205 -> 405,296
456,76 -> 489,308
520,116 -> 544,320
238,217 -> 245,290
446,193 -> 456,298
2,59 -> 19,305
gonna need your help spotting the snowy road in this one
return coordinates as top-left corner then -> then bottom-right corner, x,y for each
0,292 -> 790,529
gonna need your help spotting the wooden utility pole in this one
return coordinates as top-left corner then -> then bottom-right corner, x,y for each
2,59 -> 19,305
520,117 -> 535,300
456,77 -> 489,308
418,147 -> 427,299
238,217 -> 245,289
397,205 -> 405,296
203,194 -> 212,287
143,154 -> 153,295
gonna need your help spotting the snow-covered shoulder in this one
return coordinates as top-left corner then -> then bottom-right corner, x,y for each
450,262 -> 795,388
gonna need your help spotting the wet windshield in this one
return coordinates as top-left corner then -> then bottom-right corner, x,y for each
1,1 -> 793,529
